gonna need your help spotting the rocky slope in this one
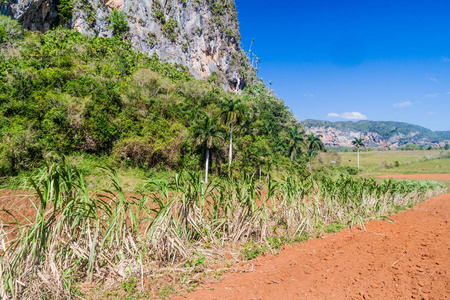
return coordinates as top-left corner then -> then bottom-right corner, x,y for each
1,0 -> 249,91
302,120 -> 450,148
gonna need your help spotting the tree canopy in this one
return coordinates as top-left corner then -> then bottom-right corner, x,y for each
0,17 -> 325,178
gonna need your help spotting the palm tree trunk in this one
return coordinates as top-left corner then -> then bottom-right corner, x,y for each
357,148 -> 360,170
205,148 -> 210,183
228,123 -> 233,169
259,164 -> 261,181
290,150 -> 294,162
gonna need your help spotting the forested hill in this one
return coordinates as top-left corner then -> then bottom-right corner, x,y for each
302,119 -> 450,148
0,16 -> 300,176
436,131 -> 450,140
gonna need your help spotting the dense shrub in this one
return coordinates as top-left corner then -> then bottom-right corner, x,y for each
108,9 -> 129,38
57,0 -> 74,25
0,18 -> 303,176
0,15 -> 23,43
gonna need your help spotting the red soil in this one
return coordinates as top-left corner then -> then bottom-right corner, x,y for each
0,190 -> 35,223
378,174 -> 450,179
0,190 -> 36,244
180,193 -> 450,300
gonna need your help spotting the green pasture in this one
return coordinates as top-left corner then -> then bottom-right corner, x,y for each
339,149 -> 450,188
339,150 -> 450,175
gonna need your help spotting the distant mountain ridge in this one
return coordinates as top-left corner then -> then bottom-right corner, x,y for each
435,131 -> 450,140
302,120 -> 450,148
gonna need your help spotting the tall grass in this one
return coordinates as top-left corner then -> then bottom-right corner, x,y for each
0,156 -> 446,299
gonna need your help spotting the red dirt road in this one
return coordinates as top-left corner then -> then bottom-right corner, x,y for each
182,193 -> 450,300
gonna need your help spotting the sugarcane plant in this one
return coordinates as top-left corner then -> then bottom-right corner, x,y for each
0,154 -> 445,299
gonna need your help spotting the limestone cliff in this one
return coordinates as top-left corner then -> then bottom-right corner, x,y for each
1,0 -> 248,91
302,120 -> 450,149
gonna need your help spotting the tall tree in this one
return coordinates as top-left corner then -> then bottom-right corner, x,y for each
306,131 -> 325,151
285,127 -> 306,162
304,148 -> 319,173
220,98 -> 245,170
250,144 -> 268,181
256,147 -> 267,181
352,137 -> 365,170
192,115 -> 224,183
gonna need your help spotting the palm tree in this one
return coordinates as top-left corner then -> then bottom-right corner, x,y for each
192,115 -> 224,183
253,145 -> 268,181
352,137 -> 365,170
306,131 -> 325,151
265,154 -> 273,182
304,148 -> 319,173
220,98 -> 245,170
285,127 -> 306,162
247,38 -> 255,56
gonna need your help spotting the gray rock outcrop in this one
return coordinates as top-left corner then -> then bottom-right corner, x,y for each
1,0 -> 247,91
306,126 -> 448,149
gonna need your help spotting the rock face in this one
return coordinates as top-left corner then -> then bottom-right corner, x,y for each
306,126 -> 397,148
1,0 -> 247,91
1,0 -> 58,31
306,126 -> 448,149
302,119 -> 450,149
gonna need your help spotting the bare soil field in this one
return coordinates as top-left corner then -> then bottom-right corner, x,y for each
180,193 -> 450,300
378,174 -> 450,179
0,190 -> 36,246
378,174 -> 450,189
0,190 -> 35,224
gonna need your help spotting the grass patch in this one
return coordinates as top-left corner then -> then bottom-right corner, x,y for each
324,222 -> 346,233
339,150 -> 449,175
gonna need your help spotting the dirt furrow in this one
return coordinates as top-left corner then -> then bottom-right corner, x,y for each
181,193 -> 450,299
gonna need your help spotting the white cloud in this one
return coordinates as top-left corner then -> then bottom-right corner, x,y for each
393,101 -> 412,108
327,113 -> 340,118
428,112 -> 435,115
340,112 -> 368,120
425,93 -> 439,98
442,57 -> 450,63
303,93 -> 316,98
429,77 -> 437,82
327,112 -> 367,120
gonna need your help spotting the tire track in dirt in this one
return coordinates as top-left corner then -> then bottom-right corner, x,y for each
181,193 -> 450,299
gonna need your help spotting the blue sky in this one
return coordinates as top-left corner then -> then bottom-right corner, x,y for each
234,0 -> 450,131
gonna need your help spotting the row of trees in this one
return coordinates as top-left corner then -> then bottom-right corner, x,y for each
192,98 -> 325,182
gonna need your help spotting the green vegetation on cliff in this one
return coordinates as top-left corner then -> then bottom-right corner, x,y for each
436,131 -> 450,140
0,16 -> 306,178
